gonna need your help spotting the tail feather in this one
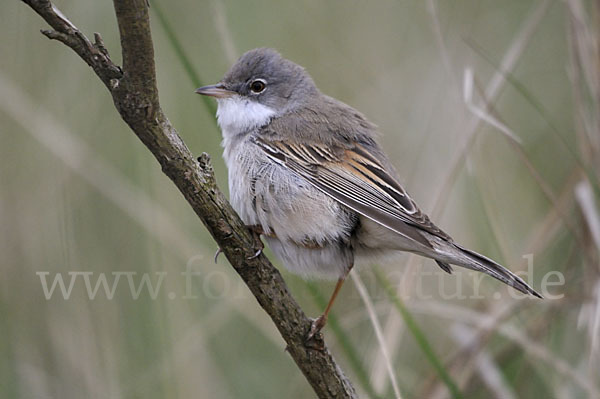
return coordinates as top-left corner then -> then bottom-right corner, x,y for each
435,260 -> 454,274
453,244 -> 543,298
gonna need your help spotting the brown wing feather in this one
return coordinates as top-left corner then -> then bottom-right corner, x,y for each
253,137 -> 452,242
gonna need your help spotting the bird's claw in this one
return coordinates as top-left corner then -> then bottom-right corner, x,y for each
306,315 -> 327,343
247,248 -> 262,259
214,248 -> 223,263
214,224 -> 265,262
246,224 -> 264,260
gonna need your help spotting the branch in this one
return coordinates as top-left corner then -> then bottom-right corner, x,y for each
21,0 -> 357,397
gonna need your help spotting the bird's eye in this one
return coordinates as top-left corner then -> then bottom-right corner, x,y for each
249,79 -> 266,93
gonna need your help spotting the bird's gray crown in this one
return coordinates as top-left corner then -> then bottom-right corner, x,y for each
221,48 -> 319,112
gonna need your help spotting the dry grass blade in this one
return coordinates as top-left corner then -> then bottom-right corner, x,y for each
375,269 -> 463,399
424,302 -> 520,399
462,68 -> 522,144
575,180 -> 600,255
431,0 -> 551,218
407,302 -> 600,397
368,277 -> 407,393
351,272 -> 403,399
575,180 -> 600,370
450,324 -> 517,399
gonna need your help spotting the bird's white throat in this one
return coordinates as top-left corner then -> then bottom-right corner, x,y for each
216,96 -> 276,139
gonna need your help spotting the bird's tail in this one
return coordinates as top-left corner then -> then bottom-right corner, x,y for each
434,242 -> 542,298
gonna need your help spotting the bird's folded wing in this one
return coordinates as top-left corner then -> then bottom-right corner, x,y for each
252,137 -> 451,243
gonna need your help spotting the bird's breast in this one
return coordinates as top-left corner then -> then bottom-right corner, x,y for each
222,136 -> 356,248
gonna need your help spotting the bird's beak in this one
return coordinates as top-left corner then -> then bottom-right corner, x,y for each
195,83 -> 236,98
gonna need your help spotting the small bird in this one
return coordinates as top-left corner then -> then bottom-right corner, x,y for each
196,48 -> 541,340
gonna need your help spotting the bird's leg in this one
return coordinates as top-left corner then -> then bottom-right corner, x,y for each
306,263 -> 353,343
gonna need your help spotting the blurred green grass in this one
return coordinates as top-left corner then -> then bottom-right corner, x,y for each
1,0 -> 598,398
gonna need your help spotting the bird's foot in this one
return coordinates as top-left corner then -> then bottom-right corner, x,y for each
305,314 -> 328,347
213,225 -> 266,262
246,224 -> 265,260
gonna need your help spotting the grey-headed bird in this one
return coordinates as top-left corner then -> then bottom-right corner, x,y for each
196,48 -> 541,340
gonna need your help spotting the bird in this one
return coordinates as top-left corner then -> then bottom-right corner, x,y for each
195,48 -> 542,341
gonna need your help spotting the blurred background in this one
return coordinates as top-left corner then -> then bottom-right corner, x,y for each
2,0 -> 599,398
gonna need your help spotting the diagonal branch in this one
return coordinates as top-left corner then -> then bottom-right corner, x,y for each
20,0 -> 356,397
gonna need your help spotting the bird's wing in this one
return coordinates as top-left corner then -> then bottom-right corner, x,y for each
252,136 -> 452,243
253,136 -> 545,297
